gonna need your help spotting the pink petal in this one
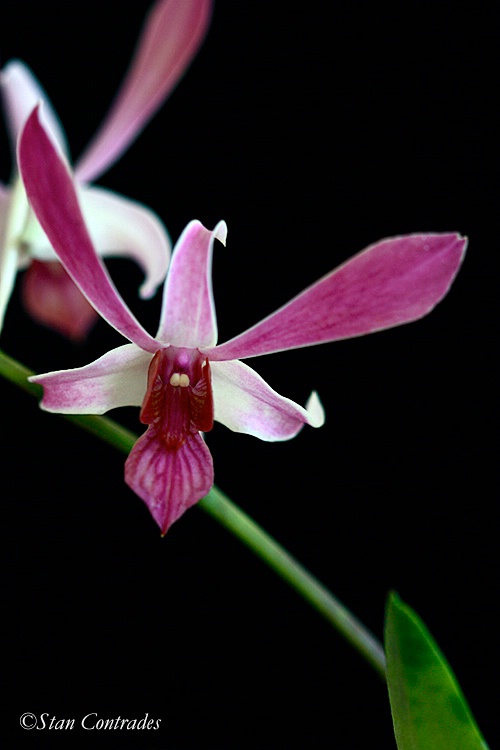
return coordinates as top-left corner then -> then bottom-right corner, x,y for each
0,60 -> 68,156
78,185 -> 170,299
206,233 -> 467,362
125,427 -> 214,534
29,344 -> 152,413
74,0 -> 213,183
211,359 -> 324,440
21,260 -> 98,340
156,219 -> 227,347
18,107 -> 158,352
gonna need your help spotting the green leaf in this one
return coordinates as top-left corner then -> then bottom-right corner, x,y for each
384,592 -> 489,750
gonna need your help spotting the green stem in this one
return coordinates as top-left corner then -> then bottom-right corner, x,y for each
200,486 -> 386,677
0,348 -> 386,679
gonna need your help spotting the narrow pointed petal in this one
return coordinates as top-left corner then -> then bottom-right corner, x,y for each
0,60 -> 68,156
156,219 -> 227,347
207,234 -> 467,362
21,261 -> 98,340
78,185 -> 170,298
74,0 -> 213,183
125,427 -> 214,534
211,359 -> 325,441
29,344 -> 152,413
19,107 -> 158,352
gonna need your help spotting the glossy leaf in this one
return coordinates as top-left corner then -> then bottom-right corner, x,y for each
385,592 -> 490,750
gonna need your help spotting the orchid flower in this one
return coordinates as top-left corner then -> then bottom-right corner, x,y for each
0,0 -> 213,339
20,108 -> 467,534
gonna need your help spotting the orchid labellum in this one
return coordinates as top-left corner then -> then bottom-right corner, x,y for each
0,0 -> 213,339
20,108 -> 467,534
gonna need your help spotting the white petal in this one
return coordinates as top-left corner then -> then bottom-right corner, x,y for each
0,237 -> 18,333
211,359 -> 325,441
0,60 -> 69,156
0,178 -> 30,332
0,186 -> 14,330
24,185 -> 171,301
78,185 -> 171,299
29,344 -> 152,414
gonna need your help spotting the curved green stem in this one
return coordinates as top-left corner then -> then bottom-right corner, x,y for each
0,348 -> 386,679
200,486 -> 386,677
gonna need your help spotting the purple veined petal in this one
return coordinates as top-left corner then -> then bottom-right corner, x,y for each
156,219 -> 227,347
0,60 -> 69,158
211,359 -> 324,441
77,185 -> 171,299
206,233 -> 467,362
74,0 -> 213,183
29,344 -> 152,413
125,427 -> 214,534
18,106 -> 159,353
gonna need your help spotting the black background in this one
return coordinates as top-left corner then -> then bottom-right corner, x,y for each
1,1 -> 497,748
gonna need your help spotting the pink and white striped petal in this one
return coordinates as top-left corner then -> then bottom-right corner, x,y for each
124,427 -> 214,534
29,344 -> 152,413
206,233 -> 467,362
78,185 -> 170,299
19,107 -> 158,352
21,261 -> 98,341
0,60 -> 68,156
74,0 -> 213,183
211,359 -> 324,441
156,219 -> 227,347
